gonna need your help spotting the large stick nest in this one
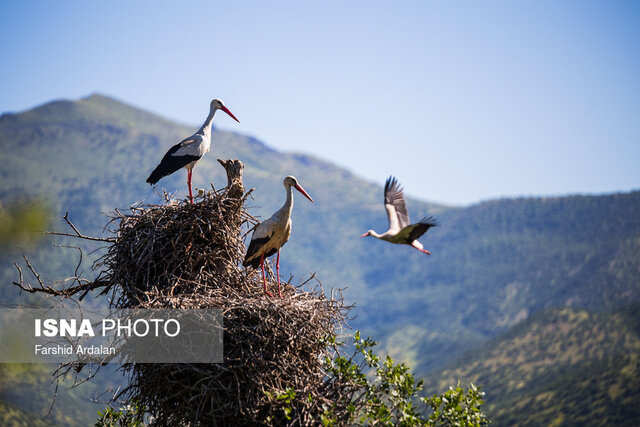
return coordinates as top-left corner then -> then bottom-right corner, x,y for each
12,161 -> 356,425
103,185 -> 352,425
102,190 -> 252,307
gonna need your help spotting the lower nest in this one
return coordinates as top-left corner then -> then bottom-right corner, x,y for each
121,281 -> 348,425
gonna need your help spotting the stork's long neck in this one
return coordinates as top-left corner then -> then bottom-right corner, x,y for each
281,184 -> 294,217
273,184 -> 295,222
197,107 -> 216,140
369,230 -> 383,239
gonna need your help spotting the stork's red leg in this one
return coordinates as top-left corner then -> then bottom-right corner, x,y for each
260,253 -> 273,297
411,242 -> 431,255
187,169 -> 194,204
276,250 -> 283,298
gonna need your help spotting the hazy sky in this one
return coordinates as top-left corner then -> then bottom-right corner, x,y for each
1,1 -> 639,205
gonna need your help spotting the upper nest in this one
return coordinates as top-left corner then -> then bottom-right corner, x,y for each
101,188 -> 250,307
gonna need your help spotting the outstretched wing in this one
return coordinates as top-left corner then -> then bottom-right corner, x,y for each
406,216 -> 438,243
384,176 -> 410,230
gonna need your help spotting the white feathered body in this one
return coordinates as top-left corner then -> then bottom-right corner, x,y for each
243,182 -> 298,268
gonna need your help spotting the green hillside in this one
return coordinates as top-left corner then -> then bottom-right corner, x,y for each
0,364 -> 110,426
424,302 -> 640,426
1,94 -> 639,424
379,191 -> 640,373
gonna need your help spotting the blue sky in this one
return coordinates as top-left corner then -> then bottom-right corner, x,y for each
1,1 -> 639,205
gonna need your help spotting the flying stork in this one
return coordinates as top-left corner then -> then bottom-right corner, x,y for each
360,176 -> 437,254
243,176 -> 314,297
146,98 -> 239,203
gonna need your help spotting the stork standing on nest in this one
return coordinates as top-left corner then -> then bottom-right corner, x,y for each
243,176 -> 314,297
361,176 -> 437,254
146,99 -> 239,203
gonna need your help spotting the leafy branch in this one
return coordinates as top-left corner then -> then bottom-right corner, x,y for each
323,331 -> 490,426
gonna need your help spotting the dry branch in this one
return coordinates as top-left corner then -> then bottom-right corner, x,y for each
42,212 -> 116,242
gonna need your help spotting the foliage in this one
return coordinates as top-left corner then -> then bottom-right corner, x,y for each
264,388 -> 297,423
95,401 -> 145,427
0,198 -> 50,251
424,383 -> 487,427
321,331 -> 489,426
95,331 -> 488,426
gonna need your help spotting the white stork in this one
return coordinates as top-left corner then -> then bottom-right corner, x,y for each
243,176 -> 314,297
146,98 -> 239,203
361,176 -> 437,254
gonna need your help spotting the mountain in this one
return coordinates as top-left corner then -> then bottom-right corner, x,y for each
1,94 -> 639,424
424,302 -> 640,426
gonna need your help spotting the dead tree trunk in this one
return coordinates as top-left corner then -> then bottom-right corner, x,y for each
218,158 -> 245,200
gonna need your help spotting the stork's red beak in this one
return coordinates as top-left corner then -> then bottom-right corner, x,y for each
359,232 -> 369,237
294,184 -> 314,203
220,105 -> 240,123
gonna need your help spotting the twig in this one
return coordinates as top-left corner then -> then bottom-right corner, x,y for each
41,212 -> 116,243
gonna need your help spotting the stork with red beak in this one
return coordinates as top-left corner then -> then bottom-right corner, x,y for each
146,98 -> 239,203
243,176 -> 314,297
361,176 -> 437,254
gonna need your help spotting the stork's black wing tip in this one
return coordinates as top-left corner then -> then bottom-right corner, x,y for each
419,216 -> 438,227
242,258 -> 257,268
146,168 -> 163,185
384,176 -> 397,191
384,176 -> 405,204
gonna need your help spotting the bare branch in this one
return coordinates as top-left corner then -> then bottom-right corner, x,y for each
41,212 -> 116,243
12,255 -> 109,298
